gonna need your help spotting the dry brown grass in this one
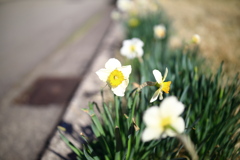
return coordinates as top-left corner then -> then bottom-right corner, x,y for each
160,0 -> 240,77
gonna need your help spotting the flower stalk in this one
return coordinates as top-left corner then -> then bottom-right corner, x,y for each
137,81 -> 156,92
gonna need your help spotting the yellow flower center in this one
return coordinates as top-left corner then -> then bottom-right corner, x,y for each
128,18 -> 139,28
130,45 -> 136,52
107,69 -> 124,88
160,117 -> 172,129
162,81 -> 171,93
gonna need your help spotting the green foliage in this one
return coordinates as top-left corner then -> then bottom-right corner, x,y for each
59,7 -> 240,160
58,128 -> 83,159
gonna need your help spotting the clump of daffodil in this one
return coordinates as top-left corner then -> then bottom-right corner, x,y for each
191,34 -> 201,44
128,17 -> 140,28
142,96 -> 185,142
154,24 -> 166,39
96,58 -> 131,96
150,68 -> 171,102
120,38 -> 144,59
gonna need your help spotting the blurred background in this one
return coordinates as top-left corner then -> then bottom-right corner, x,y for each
0,0 -> 239,160
160,0 -> 240,77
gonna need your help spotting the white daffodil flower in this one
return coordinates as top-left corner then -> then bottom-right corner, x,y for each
142,96 -> 185,142
150,68 -> 171,103
111,10 -> 121,21
117,0 -> 133,12
96,58 -> 131,97
192,34 -> 201,44
120,38 -> 144,59
154,24 -> 166,39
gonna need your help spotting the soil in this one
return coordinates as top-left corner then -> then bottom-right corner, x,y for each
160,0 -> 240,77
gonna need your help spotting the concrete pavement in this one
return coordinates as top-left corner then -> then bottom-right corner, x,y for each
0,0 -> 115,160
0,0 -> 108,99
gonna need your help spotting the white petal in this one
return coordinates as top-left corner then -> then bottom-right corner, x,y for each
105,58 -> 121,70
111,79 -> 128,96
159,96 -> 184,117
120,46 -> 129,55
150,89 -> 161,103
118,65 -> 132,78
135,47 -> 144,57
120,47 -> 135,59
117,0 -> 132,12
165,128 -> 177,137
171,117 -> 185,134
163,68 -> 168,81
159,91 -> 163,100
127,54 -> 136,59
120,46 -> 135,59
141,127 -> 162,142
122,39 -> 133,47
165,117 -> 185,137
153,69 -> 162,84
143,106 -> 161,127
154,25 -> 166,32
96,69 -> 110,82
132,38 -> 144,47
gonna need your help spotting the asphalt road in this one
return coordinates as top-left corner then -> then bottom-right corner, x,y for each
0,0 -> 109,99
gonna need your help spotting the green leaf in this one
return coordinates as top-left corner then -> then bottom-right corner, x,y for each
83,144 -> 95,160
89,102 -> 105,136
115,126 -> 123,152
180,85 -> 189,102
58,129 -> 83,157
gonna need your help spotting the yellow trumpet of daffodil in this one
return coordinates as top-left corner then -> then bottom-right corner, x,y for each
150,68 -> 171,102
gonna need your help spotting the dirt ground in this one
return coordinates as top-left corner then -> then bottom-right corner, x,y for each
160,0 -> 240,77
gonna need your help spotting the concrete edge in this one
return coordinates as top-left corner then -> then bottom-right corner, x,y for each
40,20 -> 124,160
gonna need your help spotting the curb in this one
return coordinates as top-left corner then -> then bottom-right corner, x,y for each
41,17 -> 124,160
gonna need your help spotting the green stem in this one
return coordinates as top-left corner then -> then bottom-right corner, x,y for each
168,126 -> 199,160
137,81 -> 156,92
126,135 -> 132,160
114,95 -> 120,126
130,93 -> 139,121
